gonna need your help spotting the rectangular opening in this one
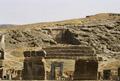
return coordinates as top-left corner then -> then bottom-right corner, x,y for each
0,51 -> 4,59
0,69 -> 3,78
103,70 -> 111,80
118,68 -> 120,76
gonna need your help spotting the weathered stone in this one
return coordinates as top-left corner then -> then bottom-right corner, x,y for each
103,70 -> 111,80
50,61 -> 63,80
22,50 -> 46,80
73,59 -> 98,80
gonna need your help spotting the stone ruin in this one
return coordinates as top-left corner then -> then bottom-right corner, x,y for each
22,45 -> 99,80
0,34 -> 5,79
0,33 -> 120,80
22,50 -> 46,80
21,45 -> 120,80
73,59 -> 98,80
0,34 -> 23,80
50,61 -> 63,80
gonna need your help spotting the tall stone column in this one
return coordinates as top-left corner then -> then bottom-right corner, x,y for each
50,63 -> 56,80
22,50 -> 46,80
0,34 -> 5,79
59,62 -> 63,77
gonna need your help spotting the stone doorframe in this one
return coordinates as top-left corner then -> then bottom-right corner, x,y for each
50,61 -> 63,80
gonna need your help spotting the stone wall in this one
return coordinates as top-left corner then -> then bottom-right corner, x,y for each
73,59 -> 98,80
22,51 -> 45,80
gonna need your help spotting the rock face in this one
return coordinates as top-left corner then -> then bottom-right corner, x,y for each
5,29 -> 56,49
61,29 -> 82,45
61,21 -> 120,55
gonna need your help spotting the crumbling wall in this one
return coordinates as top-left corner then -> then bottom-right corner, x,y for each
22,51 -> 46,80
22,61 -> 45,80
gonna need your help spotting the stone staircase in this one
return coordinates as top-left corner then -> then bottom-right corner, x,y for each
43,46 -> 96,59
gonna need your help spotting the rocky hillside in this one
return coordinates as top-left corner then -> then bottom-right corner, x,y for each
0,13 -> 120,69
0,13 -> 120,55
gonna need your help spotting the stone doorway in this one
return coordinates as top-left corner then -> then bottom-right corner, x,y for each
118,68 -> 120,76
50,61 -> 63,80
0,68 -> 3,79
103,70 -> 111,80
118,68 -> 120,79
0,50 -> 4,59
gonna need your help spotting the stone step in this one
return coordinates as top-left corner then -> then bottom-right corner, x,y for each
44,46 -> 93,50
46,53 -> 93,56
43,46 -> 96,58
45,49 -> 94,54
45,55 -> 96,60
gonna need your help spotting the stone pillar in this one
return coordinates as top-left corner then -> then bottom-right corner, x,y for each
0,35 -> 5,50
0,34 -> 5,79
22,50 -> 46,80
118,68 -> 120,80
0,68 -> 3,79
0,49 -> 4,79
50,62 -> 64,80
22,61 -> 33,80
59,62 -> 63,77
50,63 -> 56,80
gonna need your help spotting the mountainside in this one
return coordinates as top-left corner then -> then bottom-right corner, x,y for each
1,13 -> 120,69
